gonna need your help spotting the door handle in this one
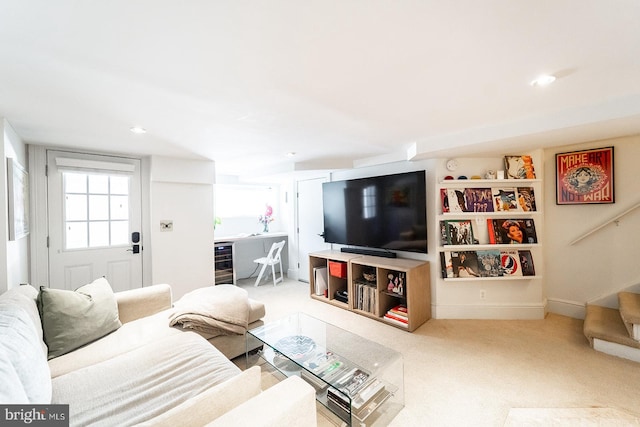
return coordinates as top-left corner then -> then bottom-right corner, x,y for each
127,244 -> 140,254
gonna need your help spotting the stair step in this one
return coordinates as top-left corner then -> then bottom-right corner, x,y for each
583,305 -> 640,350
618,292 -> 640,340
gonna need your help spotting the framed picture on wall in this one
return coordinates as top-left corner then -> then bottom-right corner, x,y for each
555,146 -> 614,205
7,158 -> 30,240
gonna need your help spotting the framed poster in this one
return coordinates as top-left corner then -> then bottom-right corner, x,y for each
7,158 -> 30,240
556,146 -> 614,205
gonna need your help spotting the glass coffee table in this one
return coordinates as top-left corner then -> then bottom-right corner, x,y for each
246,312 -> 403,426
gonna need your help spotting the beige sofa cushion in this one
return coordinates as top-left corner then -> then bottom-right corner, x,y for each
134,366 -> 262,427
48,308 -> 183,378
248,298 -> 266,324
39,278 -> 122,359
207,375 -> 318,427
116,284 -> 172,324
52,331 -> 240,426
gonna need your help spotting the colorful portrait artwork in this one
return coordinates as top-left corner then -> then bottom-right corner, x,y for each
556,147 -> 614,205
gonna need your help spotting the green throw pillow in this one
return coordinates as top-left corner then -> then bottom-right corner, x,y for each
39,278 -> 122,360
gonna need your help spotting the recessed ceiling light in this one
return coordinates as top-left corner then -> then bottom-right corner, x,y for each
286,152 -> 296,157
530,74 -> 556,86
129,126 -> 147,134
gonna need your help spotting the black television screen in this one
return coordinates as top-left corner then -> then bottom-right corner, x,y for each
322,170 -> 427,254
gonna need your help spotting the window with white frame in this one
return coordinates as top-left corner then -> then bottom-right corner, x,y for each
63,171 -> 130,249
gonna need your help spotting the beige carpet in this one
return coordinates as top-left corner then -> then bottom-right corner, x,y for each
236,278 -> 640,426
504,408 -> 640,426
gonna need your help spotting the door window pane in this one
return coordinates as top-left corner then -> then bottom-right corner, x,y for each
111,176 -> 129,195
65,195 -> 87,221
89,195 -> 109,220
66,222 -> 88,249
111,221 -> 129,246
89,175 -> 109,194
89,222 -> 109,247
110,196 -> 129,220
64,172 -> 87,193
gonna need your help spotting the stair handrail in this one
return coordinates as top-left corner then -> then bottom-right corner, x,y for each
570,200 -> 640,245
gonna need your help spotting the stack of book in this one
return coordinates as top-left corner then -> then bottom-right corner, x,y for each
326,371 -> 387,418
383,304 -> 408,327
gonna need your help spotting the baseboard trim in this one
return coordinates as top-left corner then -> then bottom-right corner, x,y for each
593,338 -> 640,363
547,298 -> 586,320
432,302 -> 546,320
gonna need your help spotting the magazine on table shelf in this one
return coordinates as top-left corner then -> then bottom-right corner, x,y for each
351,378 -> 387,412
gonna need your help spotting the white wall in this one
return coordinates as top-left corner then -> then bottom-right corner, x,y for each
1,119 -> 29,292
150,156 -> 215,300
544,136 -> 640,318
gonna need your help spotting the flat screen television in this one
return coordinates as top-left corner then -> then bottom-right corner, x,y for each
322,170 -> 427,254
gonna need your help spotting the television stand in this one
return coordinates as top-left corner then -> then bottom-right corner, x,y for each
308,250 -> 431,332
340,247 -> 397,258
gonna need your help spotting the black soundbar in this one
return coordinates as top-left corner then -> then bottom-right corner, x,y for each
340,247 -> 397,258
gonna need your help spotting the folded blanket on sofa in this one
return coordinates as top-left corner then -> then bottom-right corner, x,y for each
168,285 -> 250,337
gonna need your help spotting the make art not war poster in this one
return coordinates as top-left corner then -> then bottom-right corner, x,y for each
555,146 -> 614,205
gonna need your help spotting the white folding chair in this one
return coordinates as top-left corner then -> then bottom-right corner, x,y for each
253,240 -> 286,287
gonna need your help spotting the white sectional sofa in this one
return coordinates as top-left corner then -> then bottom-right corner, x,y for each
0,281 -> 317,426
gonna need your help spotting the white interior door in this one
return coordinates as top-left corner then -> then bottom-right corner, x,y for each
47,150 -> 143,292
297,177 -> 329,282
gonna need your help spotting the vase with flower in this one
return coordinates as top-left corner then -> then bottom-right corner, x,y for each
258,204 -> 274,233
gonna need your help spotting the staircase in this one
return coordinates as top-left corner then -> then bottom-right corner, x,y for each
584,292 -> 640,362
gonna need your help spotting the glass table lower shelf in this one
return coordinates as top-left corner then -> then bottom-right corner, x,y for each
246,312 -> 404,426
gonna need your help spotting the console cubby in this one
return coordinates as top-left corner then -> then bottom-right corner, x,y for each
309,252 -> 361,309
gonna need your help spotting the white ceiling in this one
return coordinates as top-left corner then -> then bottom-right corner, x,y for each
1,1 -> 639,180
